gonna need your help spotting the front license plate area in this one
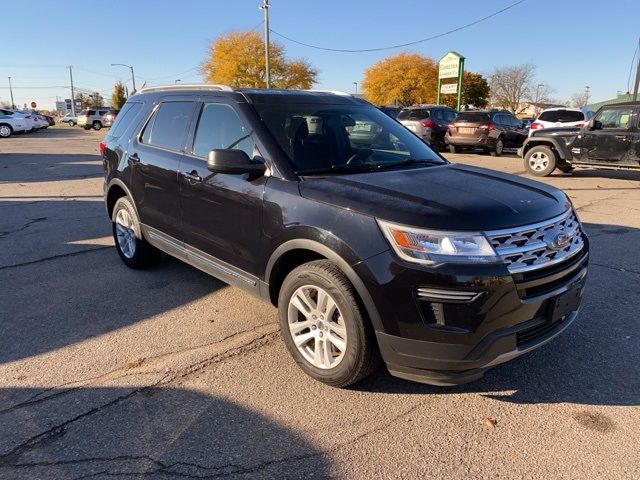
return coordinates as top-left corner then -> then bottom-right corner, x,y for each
548,286 -> 581,323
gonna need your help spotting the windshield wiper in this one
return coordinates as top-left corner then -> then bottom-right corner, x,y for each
374,158 -> 446,170
295,164 -> 372,175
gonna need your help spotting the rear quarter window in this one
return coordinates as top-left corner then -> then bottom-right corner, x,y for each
108,102 -> 143,138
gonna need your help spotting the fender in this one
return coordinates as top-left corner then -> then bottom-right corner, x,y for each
105,177 -> 138,219
264,238 -> 385,333
519,136 -> 572,160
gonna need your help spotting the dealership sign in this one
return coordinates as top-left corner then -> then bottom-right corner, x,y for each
440,83 -> 458,95
438,52 -> 463,79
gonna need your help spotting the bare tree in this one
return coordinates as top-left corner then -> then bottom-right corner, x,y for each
567,92 -> 589,108
489,64 -> 535,113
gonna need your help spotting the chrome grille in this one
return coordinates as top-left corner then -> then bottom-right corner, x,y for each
486,210 -> 584,274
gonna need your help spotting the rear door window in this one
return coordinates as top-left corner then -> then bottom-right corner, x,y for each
140,101 -> 194,151
109,102 -> 143,138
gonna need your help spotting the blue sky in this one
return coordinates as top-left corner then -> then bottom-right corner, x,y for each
2,0 -> 639,109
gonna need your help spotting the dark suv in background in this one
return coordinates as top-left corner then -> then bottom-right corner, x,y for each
446,109 -> 528,156
102,85 -> 588,387
397,104 -> 457,150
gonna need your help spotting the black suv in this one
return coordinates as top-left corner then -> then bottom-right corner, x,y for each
519,101 -> 640,176
446,109 -> 528,156
102,85 -> 588,387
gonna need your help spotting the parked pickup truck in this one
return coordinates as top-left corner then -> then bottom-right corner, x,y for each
519,101 -> 640,176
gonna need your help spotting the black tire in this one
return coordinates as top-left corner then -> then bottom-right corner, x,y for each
449,144 -> 462,154
490,137 -> 504,157
0,123 -> 13,138
278,260 -> 380,387
111,197 -> 160,269
83,125 -> 91,130
70,121 -> 76,126
523,145 -> 557,177
92,121 -> 102,131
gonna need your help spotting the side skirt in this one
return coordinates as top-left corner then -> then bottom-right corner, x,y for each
140,224 -> 262,297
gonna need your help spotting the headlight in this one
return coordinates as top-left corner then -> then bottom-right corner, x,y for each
377,219 -> 500,265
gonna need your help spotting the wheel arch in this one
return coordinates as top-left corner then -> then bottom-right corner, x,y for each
522,138 -> 569,160
106,179 -> 138,220
265,239 -> 384,333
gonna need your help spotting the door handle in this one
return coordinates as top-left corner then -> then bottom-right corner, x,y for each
182,171 -> 202,183
128,153 -> 140,164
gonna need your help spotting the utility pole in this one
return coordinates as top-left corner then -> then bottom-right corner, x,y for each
7,77 -> 15,109
534,83 -> 543,115
353,82 -> 358,95
68,66 -> 76,117
632,56 -> 640,101
261,0 -> 271,88
584,86 -> 590,106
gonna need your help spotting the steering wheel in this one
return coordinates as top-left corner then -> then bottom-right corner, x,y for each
346,149 -> 374,165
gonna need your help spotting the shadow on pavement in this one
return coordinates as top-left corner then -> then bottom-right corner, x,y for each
0,386 -> 332,479
550,167 -> 640,181
0,153 -> 103,183
355,222 -> 640,407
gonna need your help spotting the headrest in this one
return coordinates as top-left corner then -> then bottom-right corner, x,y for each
286,116 -> 309,140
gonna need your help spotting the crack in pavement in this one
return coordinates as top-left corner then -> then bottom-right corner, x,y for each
0,323 -> 277,415
0,245 -> 112,271
3,399 -> 426,479
591,262 -> 640,276
0,217 -> 47,238
0,330 -> 280,466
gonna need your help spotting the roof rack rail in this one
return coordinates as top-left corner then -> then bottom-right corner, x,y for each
304,89 -> 352,97
137,84 -> 235,93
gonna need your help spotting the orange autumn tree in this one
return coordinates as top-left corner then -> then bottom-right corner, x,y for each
362,52 -> 438,107
200,31 -> 317,89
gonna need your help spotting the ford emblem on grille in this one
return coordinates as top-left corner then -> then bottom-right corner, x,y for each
545,230 -> 571,250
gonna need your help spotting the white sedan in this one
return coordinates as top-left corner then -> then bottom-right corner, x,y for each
0,109 -> 28,137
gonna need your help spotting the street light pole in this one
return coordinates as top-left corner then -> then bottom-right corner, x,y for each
535,83 -> 543,115
585,86 -> 590,106
353,82 -> 358,95
261,0 -> 271,88
111,64 -> 137,93
68,66 -> 76,117
7,77 -> 15,109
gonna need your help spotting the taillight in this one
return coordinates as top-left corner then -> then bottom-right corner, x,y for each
530,122 -> 543,130
421,119 -> 437,128
478,123 -> 493,130
99,140 -> 106,155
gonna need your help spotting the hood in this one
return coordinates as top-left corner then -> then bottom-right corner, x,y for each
298,164 -> 570,231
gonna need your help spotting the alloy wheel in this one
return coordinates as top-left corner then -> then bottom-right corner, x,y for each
115,208 -> 136,259
287,285 -> 348,369
528,151 -> 549,171
0,125 -> 11,137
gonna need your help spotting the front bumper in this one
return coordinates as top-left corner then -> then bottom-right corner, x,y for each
356,244 -> 588,386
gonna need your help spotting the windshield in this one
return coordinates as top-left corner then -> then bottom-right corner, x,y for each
254,103 -> 445,174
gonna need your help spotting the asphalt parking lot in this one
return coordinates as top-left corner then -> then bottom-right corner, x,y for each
1,128 -> 639,480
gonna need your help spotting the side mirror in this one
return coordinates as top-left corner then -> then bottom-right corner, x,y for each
207,149 -> 266,177
588,119 -> 602,131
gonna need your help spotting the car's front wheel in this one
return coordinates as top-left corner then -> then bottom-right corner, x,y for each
278,260 -> 380,387
93,121 -> 102,131
111,197 -> 160,269
0,124 -> 12,138
490,137 -> 504,157
524,145 -> 557,176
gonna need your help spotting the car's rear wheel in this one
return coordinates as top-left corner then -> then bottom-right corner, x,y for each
524,145 -> 557,176
92,121 -> 102,131
0,124 -> 12,138
70,121 -> 76,126
111,197 -> 160,269
83,125 -> 91,130
449,145 -> 462,153
278,260 -> 380,387
490,137 -> 504,157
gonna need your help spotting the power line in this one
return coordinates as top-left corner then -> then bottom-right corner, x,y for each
269,0 -> 526,53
